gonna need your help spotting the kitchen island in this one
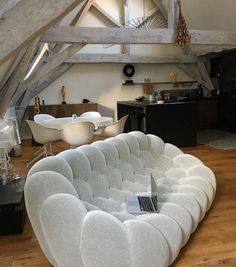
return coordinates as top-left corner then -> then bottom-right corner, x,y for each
117,100 -> 197,147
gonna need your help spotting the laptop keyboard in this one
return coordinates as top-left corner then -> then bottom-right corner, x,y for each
138,196 -> 155,212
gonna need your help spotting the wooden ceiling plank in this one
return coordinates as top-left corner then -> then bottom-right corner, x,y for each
41,26 -> 236,46
0,37 -> 40,117
0,0 -> 84,65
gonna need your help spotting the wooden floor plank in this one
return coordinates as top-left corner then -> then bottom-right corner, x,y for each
0,139 -> 235,267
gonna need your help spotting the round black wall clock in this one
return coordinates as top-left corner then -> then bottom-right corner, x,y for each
123,64 -> 135,78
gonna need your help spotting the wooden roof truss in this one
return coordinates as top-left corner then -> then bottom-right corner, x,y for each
0,0 -> 235,123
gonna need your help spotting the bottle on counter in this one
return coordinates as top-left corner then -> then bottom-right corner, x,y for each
149,93 -> 156,103
197,84 -> 204,99
156,92 -> 164,104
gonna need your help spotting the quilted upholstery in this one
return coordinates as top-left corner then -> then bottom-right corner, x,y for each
25,131 -> 216,267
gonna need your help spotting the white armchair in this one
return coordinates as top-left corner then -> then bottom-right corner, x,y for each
26,120 -> 61,167
60,121 -> 95,148
79,111 -> 101,119
99,115 -> 129,137
34,114 -> 55,123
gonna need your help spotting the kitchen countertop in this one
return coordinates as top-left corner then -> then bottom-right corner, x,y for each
118,97 -> 218,107
117,100 -> 197,107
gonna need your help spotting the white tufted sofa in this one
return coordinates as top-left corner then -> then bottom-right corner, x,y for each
25,131 -> 216,267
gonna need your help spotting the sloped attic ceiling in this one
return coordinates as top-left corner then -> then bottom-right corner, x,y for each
0,0 -> 236,121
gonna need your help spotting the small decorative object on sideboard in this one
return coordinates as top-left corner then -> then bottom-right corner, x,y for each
60,85 -> 67,104
34,96 -> 40,115
82,98 -> 90,103
72,114 -> 77,119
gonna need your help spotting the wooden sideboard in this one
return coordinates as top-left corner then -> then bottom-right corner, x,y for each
28,103 -> 97,120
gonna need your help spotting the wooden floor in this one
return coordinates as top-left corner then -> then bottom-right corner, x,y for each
0,140 -> 236,267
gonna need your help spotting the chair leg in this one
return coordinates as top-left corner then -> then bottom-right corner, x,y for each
27,143 -> 55,168
33,146 -> 44,155
49,143 -> 53,155
45,143 -> 53,156
26,150 -> 46,168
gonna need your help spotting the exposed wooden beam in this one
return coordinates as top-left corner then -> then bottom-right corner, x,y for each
0,0 -> 20,17
66,53 -> 206,64
51,0 -> 89,55
182,45 -> 214,91
24,43 -> 48,79
152,0 -> 167,19
0,38 -> 39,117
75,0 -> 95,25
0,47 -> 26,92
12,43 -> 85,104
123,0 -> 130,55
0,0 -> 84,65
35,43 -> 85,79
17,63 -> 72,125
197,62 -> 214,91
196,46 -> 236,56
41,26 -> 236,46
178,64 -> 206,86
168,0 -> 178,29
69,0 -> 87,26
92,3 -> 122,27
29,63 -> 73,99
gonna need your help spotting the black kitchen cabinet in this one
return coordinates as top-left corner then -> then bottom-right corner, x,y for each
211,51 -> 236,132
118,101 -> 197,147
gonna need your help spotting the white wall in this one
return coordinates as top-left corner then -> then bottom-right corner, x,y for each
31,63 -> 193,118
30,0 -> 236,119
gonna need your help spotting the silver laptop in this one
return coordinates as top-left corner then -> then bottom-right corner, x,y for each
126,175 -> 158,214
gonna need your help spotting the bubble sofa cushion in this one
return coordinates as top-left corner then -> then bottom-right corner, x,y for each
26,131 -> 216,267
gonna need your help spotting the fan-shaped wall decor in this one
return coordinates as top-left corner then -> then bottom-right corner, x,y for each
103,8 -> 167,48
125,12 -> 167,29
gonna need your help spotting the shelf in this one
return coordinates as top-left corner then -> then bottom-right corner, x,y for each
122,81 -> 197,86
122,83 -> 136,86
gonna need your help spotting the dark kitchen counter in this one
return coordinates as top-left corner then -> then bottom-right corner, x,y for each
117,100 -> 198,147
